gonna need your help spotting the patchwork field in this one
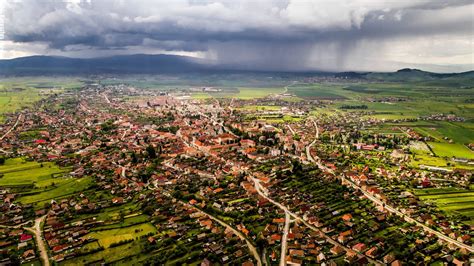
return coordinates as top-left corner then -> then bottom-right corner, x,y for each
0,158 -> 70,187
0,158 -> 94,208
415,188 -> 474,225
17,176 -> 94,206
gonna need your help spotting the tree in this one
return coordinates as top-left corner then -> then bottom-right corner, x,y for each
131,152 -> 138,164
0,157 -> 4,165
146,145 -> 157,159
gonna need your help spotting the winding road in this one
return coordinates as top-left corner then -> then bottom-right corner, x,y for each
305,117 -> 474,253
0,114 -> 22,140
166,191 -> 262,266
279,211 -> 291,266
25,215 -> 50,266
250,177 -> 380,265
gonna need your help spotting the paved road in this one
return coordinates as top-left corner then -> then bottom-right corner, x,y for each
251,177 -> 381,265
305,118 -> 319,162
25,215 -> 50,266
306,118 -> 474,253
103,93 -> 111,104
343,176 -> 474,253
286,125 -> 296,136
169,193 -> 262,266
279,211 -> 291,266
0,114 -> 22,140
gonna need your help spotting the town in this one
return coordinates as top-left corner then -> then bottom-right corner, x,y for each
0,80 -> 473,266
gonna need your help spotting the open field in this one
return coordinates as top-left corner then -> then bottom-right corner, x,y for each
86,223 -> 157,248
231,87 -> 285,99
427,142 -> 474,159
0,158 -> 71,187
415,188 -> 474,224
91,214 -> 150,231
236,105 -> 282,111
17,176 -> 94,206
288,84 -> 348,99
0,88 -> 43,122
0,77 -> 82,121
190,92 -> 212,99
60,240 -> 145,266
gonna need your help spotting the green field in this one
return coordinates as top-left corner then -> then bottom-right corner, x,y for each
0,158 -> 70,187
236,105 -> 282,111
0,88 -> 43,122
61,240 -> 144,266
288,84 -> 348,99
232,87 -> 284,99
86,223 -> 157,248
17,176 -> 93,206
190,92 -> 212,99
427,142 -> 474,159
415,188 -> 474,225
0,77 -> 81,121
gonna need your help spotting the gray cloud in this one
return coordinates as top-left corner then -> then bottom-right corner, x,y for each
3,0 -> 474,71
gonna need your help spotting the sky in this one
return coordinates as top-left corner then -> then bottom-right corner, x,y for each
0,0 -> 473,72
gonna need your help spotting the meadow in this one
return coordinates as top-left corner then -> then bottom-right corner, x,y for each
415,188 -> 474,225
230,87 -> 285,99
17,176 -> 94,206
60,240 -> 145,266
0,158 -> 70,187
86,223 -> 157,248
0,77 -> 82,121
427,142 -> 474,159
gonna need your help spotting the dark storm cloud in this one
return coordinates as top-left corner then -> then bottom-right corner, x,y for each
3,0 -> 474,71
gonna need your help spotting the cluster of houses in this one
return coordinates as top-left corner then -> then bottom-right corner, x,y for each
0,84 -> 473,265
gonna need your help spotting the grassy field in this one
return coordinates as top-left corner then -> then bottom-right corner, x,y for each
91,214 -> 150,231
86,223 -> 157,248
60,240 -> 145,266
236,105 -> 282,111
415,188 -> 474,225
17,176 -> 94,206
232,87 -> 284,99
427,142 -> 474,159
0,158 -> 70,187
190,92 -> 212,99
288,84 -> 348,99
0,88 -> 43,122
0,77 -> 81,121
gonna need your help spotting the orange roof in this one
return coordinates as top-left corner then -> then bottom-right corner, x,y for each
342,214 -> 353,221
271,234 -> 282,241
273,218 -> 285,223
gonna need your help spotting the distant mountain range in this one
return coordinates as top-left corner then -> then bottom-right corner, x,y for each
0,54 -> 473,81
335,68 -> 474,82
0,54 -> 210,75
